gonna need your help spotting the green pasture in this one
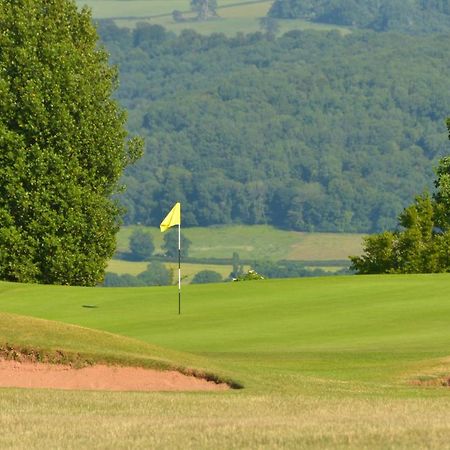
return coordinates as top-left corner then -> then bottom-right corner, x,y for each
76,0 -> 350,36
115,224 -> 364,261
76,0 -> 242,19
1,275 -> 449,447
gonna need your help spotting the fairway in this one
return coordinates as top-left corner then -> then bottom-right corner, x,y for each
1,275 -> 450,448
1,275 -> 450,390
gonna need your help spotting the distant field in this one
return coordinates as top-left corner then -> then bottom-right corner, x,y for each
0,275 -> 449,447
107,258 -> 248,282
76,0 -> 240,18
115,225 -> 364,261
76,0 -> 350,35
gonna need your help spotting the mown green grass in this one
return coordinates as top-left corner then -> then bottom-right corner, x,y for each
0,275 -> 449,393
115,224 -> 364,261
1,275 -> 449,448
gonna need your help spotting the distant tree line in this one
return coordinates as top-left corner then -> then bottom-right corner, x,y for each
104,261 -> 172,287
269,0 -> 450,33
126,228 -> 191,261
98,22 -> 450,233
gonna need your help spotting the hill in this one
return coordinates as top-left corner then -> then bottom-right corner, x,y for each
269,0 -> 450,34
0,310 -> 234,383
98,25 -> 450,232
0,276 -> 449,447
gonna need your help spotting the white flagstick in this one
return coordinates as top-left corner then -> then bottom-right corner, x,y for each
178,222 -> 181,315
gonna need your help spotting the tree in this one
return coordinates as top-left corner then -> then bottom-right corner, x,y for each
0,0 -> 143,285
172,10 -> 185,22
103,272 -> 142,287
129,229 -> 155,261
162,230 -> 192,258
230,252 -> 244,279
137,262 -> 173,286
259,17 -> 280,36
191,270 -> 222,284
191,0 -> 218,21
351,185 -> 450,274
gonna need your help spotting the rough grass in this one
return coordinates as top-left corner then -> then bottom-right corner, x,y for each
1,390 -> 449,449
115,224 -> 364,261
1,275 -> 450,448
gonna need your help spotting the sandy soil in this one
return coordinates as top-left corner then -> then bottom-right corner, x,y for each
0,359 -> 229,392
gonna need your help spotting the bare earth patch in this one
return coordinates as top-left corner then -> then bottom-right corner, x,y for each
0,359 -> 229,392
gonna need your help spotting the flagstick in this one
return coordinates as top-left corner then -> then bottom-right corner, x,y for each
178,222 -> 181,315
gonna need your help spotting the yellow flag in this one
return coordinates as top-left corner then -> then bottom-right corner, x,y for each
160,202 -> 181,232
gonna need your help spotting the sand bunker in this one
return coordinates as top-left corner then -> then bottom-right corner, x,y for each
0,359 -> 229,392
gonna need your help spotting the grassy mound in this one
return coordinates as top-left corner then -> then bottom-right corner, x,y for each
0,311 -> 239,387
0,275 -> 449,394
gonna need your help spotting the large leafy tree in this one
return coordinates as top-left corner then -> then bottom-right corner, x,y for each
351,150 -> 450,274
0,0 -> 142,285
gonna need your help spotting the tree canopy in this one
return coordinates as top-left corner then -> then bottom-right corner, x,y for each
129,229 -> 155,261
0,0 -> 142,285
268,0 -> 450,33
350,153 -> 450,274
98,23 -> 450,232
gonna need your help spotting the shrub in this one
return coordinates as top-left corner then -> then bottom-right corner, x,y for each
137,261 -> 173,286
192,270 -> 222,284
129,229 -> 155,261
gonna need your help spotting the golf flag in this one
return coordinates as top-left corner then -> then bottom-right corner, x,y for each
160,202 -> 182,314
160,202 -> 181,232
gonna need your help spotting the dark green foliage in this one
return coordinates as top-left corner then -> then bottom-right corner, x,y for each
103,263 -> 172,287
253,261 -> 334,279
191,270 -> 222,284
234,269 -> 265,281
162,230 -> 192,258
268,0 -> 450,33
351,152 -> 450,274
259,17 -> 280,35
97,24 -> 450,233
172,10 -> 184,22
230,252 -> 244,279
0,0 -> 142,285
103,272 -> 142,287
129,229 -> 155,261
191,0 -> 218,20
137,261 -> 173,286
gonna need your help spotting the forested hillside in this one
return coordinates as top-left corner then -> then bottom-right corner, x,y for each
269,0 -> 450,33
99,22 -> 450,232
